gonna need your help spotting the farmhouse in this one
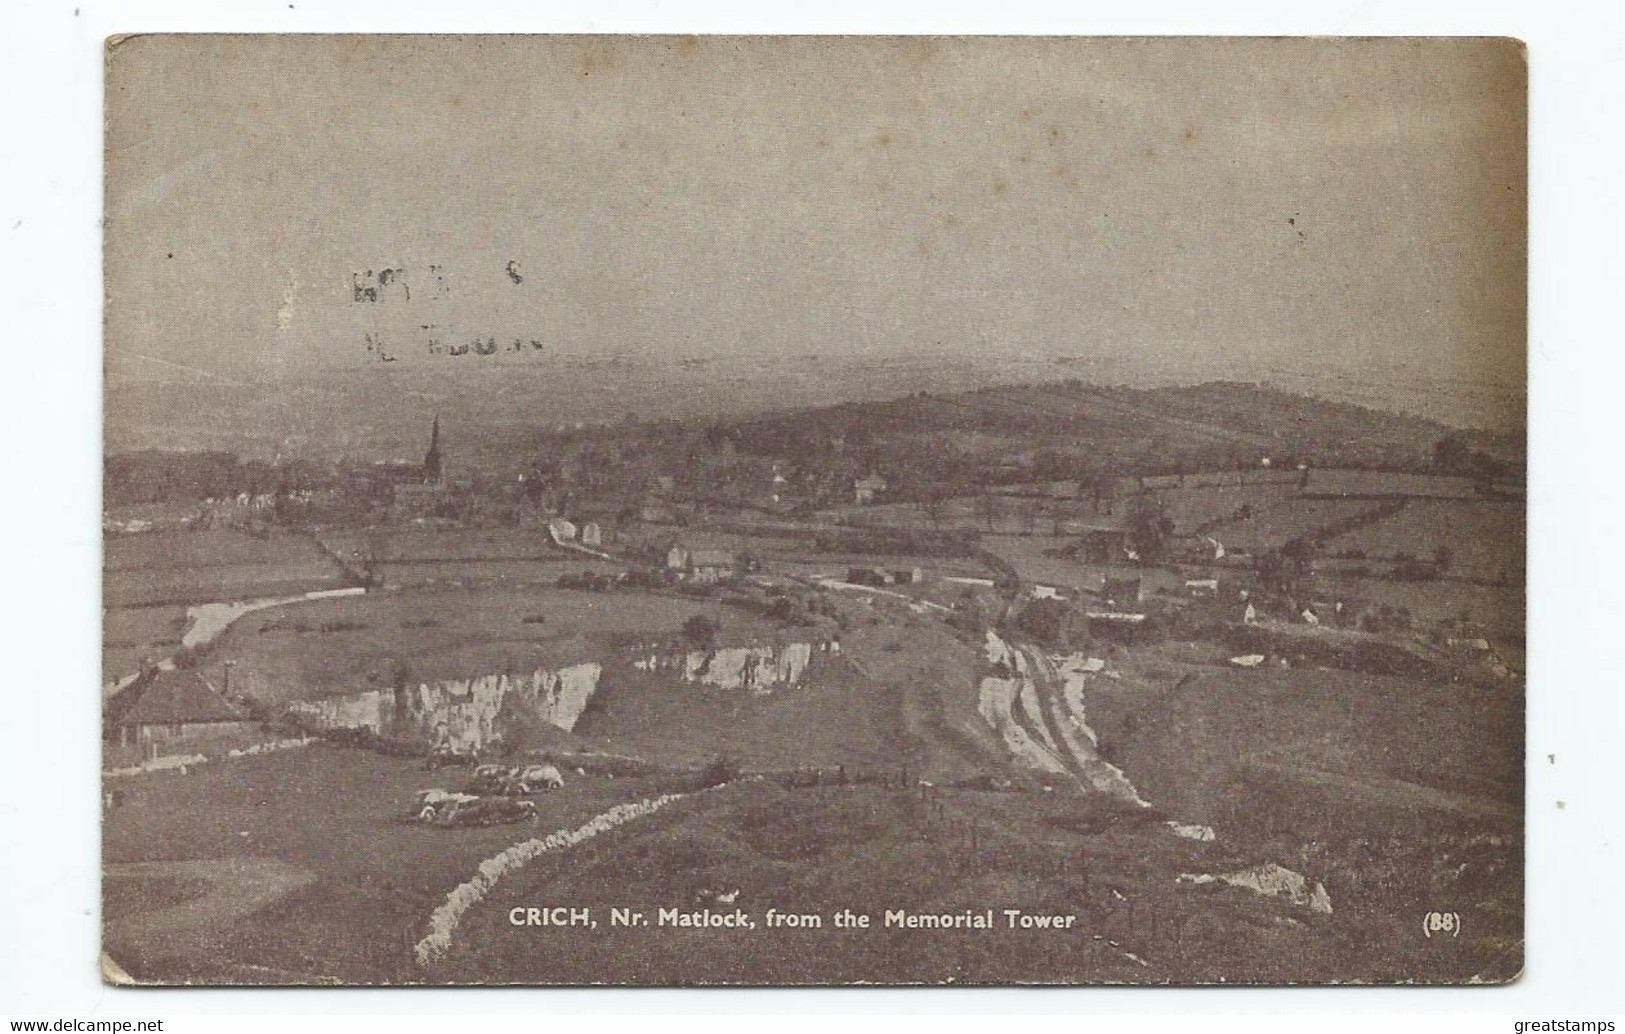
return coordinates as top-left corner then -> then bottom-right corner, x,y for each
685,549 -> 737,584
666,544 -> 737,583
105,669 -> 254,756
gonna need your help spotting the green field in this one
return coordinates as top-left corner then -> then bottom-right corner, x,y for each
1313,574 -> 1524,640
322,526 -> 576,563
1084,664 -> 1522,828
982,535 -> 1184,595
370,558 -> 623,589
102,605 -> 188,683
215,586 -> 778,706
1080,657 -> 1523,980
103,529 -> 347,607
1148,481 -> 1304,535
316,526 -> 625,589
1321,499 -> 1525,584
1202,498 -> 1388,554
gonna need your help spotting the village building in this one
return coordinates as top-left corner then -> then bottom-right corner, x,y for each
421,413 -> 444,483
105,669 -> 254,757
1184,577 -> 1220,596
663,545 -> 737,583
392,415 -> 451,520
685,549 -> 737,584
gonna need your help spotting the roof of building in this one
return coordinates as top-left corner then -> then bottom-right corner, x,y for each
109,669 -> 248,727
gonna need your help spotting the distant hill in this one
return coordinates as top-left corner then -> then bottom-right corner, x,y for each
731,380 -> 1515,478
104,351 -> 1521,465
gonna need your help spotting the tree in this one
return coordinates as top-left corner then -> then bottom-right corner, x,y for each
1432,436 -> 1471,472
1013,597 -> 1077,651
1280,537 -> 1317,587
681,614 -> 720,649
1125,495 -> 1170,562
699,754 -> 740,787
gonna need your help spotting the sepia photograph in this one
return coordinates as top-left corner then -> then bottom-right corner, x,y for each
99,34 -> 1526,987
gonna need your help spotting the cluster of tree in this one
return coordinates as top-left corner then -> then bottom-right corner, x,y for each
763,592 -> 841,628
1124,495 -> 1177,561
1431,435 -> 1515,479
681,613 -> 721,649
1009,597 -> 1078,651
1254,538 -> 1318,594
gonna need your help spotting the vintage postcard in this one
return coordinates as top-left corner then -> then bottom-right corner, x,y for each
102,35 -> 1526,985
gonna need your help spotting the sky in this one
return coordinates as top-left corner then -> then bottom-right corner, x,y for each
104,35 -> 1526,408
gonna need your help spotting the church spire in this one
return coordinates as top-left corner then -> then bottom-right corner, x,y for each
423,414 -> 443,484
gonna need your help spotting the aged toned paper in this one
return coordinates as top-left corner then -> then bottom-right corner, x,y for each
103,35 -> 1525,986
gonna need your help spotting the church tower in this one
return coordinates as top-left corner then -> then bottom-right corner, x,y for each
423,414 -> 444,485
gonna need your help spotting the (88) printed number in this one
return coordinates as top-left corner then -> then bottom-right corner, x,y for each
1423,911 -> 1462,939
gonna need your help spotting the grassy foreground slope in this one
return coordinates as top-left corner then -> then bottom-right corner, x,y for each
102,745 -> 671,984
435,771 -> 1517,985
428,629 -> 1521,985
